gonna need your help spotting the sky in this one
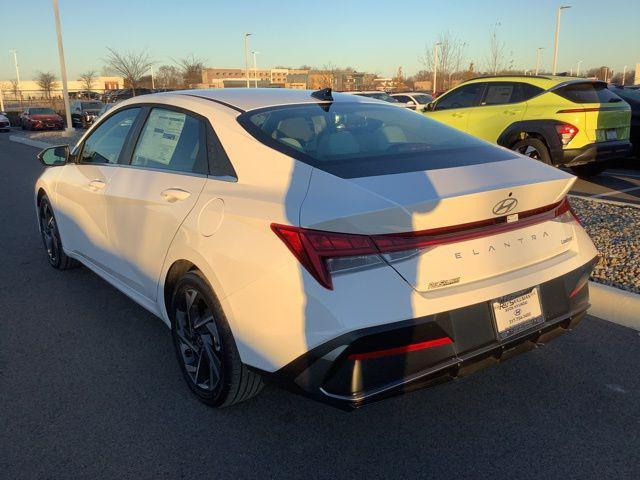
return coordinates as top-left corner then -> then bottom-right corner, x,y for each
0,0 -> 638,82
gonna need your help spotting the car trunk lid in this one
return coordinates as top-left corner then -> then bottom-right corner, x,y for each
300,157 -> 578,292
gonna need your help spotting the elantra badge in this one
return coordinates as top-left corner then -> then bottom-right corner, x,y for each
492,197 -> 518,216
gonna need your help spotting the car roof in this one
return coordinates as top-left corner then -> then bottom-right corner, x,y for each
460,75 -> 605,90
156,88 -> 375,112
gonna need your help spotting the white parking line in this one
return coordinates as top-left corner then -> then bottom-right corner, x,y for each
592,185 -> 640,198
603,172 -> 640,180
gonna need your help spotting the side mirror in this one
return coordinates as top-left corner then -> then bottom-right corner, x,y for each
425,102 -> 436,112
37,145 -> 70,167
406,100 -> 415,106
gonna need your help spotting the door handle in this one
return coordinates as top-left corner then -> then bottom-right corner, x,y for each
161,188 -> 191,203
88,179 -> 106,191
503,109 -> 520,115
451,112 -> 464,118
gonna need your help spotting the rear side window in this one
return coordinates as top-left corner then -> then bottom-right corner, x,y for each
554,82 -> 622,104
481,82 -> 544,105
435,83 -> 485,110
80,108 -> 140,164
130,108 -> 207,174
237,102 -> 515,178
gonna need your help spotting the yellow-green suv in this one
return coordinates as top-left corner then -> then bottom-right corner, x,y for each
423,75 -> 632,176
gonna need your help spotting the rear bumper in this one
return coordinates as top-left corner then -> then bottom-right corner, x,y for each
259,257 -> 597,410
560,140 -> 632,166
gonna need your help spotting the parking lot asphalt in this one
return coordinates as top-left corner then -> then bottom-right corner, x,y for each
572,167 -> 640,205
1,134 -> 640,479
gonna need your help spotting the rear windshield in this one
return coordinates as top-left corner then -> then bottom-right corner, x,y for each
554,82 -> 623,104
237,102 -> 515,178
30,108 -> 55,115
81,102 -> 103,110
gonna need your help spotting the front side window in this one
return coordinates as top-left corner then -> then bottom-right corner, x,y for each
238,102 -> 515,178
435,83 -> 485,110
130,108 -> 206,174
79,108 -> 140,164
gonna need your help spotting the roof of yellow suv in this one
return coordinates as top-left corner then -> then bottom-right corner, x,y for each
461,75 -> 601,90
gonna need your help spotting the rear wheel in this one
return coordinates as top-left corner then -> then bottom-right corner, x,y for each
170,271 -> 263,407
38,195 -> 78,270
511,138 -> 552,165
570,163 -> 607,178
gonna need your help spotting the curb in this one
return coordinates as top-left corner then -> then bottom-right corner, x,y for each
589,281 -> 640,331
9,135 -> 51,150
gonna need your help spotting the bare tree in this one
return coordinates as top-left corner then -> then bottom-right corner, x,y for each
36,72 -> 59,105
10,79 -> 20,99
175,55 -> 205,88
78,70 -> 97,92
486,22 -> 505,75
156,65 -> 182,89
103,48 -> 154,95
420,32 -> 467,90
309,63 -> 338,89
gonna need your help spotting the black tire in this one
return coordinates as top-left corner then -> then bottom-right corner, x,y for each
170,271 -> 263,407
21,120 -> 26,130
511,138 -> 552,165
570,163 -> 607,178
38,195 -> 78,270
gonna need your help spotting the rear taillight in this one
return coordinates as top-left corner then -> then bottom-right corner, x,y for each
271,224 -> 381,289
272,197 -> 578,290
555,123 -> 579,145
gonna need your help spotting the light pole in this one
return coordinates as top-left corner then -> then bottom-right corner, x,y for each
10,49 -> 22,103
576,60 -> 582,77
150,66 -> 155,89
52,0 -> 73,133
432,42 -> 441,94
243,33 -> 251,88
622,65 -> 628,86
535,47 -> 544,75
252,51 -> 259,88
552,5 -> 571,75
0,87 -> 4,112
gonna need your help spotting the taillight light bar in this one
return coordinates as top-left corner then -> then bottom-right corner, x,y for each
348,336 -> 453,361
272,197 -> 575,290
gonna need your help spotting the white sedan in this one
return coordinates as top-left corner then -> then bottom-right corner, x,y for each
0,111 -> 10,131
34,88 -> 598,409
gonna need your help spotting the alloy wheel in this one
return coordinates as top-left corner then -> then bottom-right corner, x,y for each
40,202 -> 59,264
516,145 -> 541,160
174,287 -> 223,393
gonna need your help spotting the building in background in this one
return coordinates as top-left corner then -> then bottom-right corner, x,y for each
635,63 -> 640,85
201,68 -> 310,89
1,76 -> 123,99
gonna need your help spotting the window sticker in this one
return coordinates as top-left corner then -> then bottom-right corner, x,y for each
135,110 -> 186,165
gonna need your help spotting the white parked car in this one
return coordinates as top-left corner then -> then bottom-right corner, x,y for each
35,88 -> 598,409
391,92 -> 434,110
0,111 -> 10,131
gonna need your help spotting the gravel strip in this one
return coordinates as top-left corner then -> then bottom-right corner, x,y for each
570,196 -> 640,294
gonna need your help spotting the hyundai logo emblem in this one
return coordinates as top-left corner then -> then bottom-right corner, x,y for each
492,197 -> 518,216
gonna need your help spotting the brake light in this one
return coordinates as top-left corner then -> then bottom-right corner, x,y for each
555,123 -> 579,145
272,197 -> 576,290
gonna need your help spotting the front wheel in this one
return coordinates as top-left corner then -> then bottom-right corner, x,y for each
38,195 -> 78,270
570,163 -> 607,178
511,138 -> 552,165
170,271 -> 263,407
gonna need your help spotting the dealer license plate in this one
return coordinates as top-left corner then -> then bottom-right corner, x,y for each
492,287 -> 544,340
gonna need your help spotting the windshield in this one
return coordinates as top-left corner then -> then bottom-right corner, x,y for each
30,108 -> 55,115
413,94 -> 433,104
357,92 -> 398,103
82,102 -> 103,110
238,102 -> 515,178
